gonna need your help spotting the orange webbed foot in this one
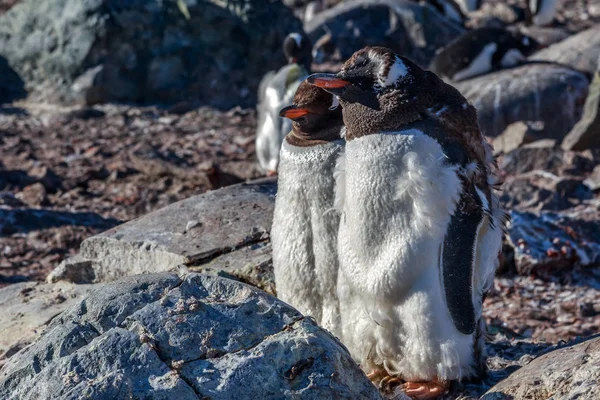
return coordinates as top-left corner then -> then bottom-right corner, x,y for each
402,378 -> 449,400
366,369 -> 404,394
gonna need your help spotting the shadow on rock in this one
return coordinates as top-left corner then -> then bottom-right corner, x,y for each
0,56 -> 26,104
0,208 -> 120,236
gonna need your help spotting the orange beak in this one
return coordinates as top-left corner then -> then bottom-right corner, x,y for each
307,73 -> 350,89
279,105 -> 310,119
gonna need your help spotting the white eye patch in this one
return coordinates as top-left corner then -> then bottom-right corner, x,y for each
289,33 -> 302,48
380,56 -> 408,87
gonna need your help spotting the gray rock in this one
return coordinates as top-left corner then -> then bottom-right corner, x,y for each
501,173 -> 592,212
482,336 -> 600,399
517,26 -> 571,48
455,64 -> 589,139
506,209 -> 600,275
46,255 -> 96,284
0,281 -> 93,369
0,272 -> 382,400
562,71 -> 600,151
530,25 -> 600,75
48,178 -> 277,285
305,0 -> 464,68
499,139 -> 598,176
492,121 -> 546,155
0,0 -> 302,109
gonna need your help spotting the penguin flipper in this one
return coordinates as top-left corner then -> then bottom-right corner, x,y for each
440,181 -> 484,335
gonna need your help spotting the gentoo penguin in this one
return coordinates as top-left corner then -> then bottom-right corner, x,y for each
271,81 -> 345,336
308,47 -> 506,398
256,32 -> 312,175
455,0 -> 482,14
430,27 -> 539,82
528,0 -> 560,26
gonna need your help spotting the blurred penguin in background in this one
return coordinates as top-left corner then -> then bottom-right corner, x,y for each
256,33 -> 312,175
430,27 -> 539,82
528,0 -> 561,26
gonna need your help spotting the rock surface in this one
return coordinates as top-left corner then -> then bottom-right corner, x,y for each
0,281 -> 93,368
492,121 -> 546,155
507,209 -> 600,275
529,25 -> 600,75
48,178 -> 276,291
0,0 -> 302,108
0,272 -> 382,400
562,71 -> 600,151
455,64 -> 589,139
305,0 -> 464,68
482,336 -> 600,399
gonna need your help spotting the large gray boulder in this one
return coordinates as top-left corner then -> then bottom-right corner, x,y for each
455,64 -> 589,139
305,0 -> 464,68
0,272 -> 381,400
529,25 -> 600,75
0,0 -> 302,108
0,281 -> 93,369
47,178 -> 277,290
482,336 -> 600,399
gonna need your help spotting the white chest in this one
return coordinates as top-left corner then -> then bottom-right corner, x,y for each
337,131 -> 462,297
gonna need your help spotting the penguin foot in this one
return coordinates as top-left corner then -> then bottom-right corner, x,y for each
402,378 -> 449,400
266,170 -> 278,176
366,369 -> 403,393
366,368 -> 387,383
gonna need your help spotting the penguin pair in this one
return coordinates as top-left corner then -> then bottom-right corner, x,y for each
430,27 -> 540,81
273,46 -> 506,399
256,32 -> 313,175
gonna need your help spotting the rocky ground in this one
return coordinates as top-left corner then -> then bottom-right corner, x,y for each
0,104 -> 261,285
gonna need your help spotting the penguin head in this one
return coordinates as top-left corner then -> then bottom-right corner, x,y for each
283,33 -> 313,69
512,31 -> 540,54
307,47 -> 441,139
279,81 -> 343,142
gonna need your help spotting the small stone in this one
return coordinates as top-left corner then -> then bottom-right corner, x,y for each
15,183 -> 47,207
28,165 -> 62,193
492,121 -> 545,155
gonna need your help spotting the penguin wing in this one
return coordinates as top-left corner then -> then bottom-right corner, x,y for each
440,181 -> 484,335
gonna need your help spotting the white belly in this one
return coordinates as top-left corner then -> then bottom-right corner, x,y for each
336,131 -> 476,380
271,139 -> 344,336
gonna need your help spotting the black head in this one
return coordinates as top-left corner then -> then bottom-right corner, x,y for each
511,30 -> 540,54
283,33 -> 313,70
279,81 -> 343,144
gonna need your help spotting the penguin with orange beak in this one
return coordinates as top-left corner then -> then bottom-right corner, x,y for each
271,81 -> 345,336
